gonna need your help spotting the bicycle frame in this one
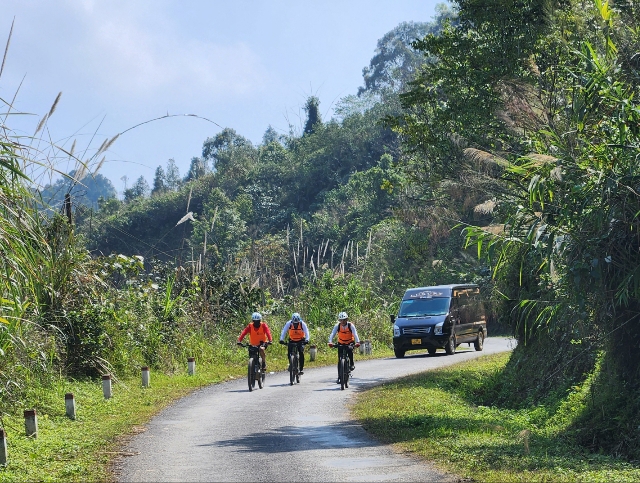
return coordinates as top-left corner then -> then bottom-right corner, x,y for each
238,342 -> 269,392
287,341 -> 305,385
332,343 -> 354,390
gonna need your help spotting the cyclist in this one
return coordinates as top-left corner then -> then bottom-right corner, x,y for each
328,311 -> 360,383
237,312 -> 273,371
279,312 -> 310,374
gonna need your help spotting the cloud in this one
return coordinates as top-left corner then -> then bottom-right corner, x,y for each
6,0 -> 268,106
85,17 -> 267,101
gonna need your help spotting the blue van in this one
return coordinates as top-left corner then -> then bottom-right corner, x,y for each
391,284 -> 487,358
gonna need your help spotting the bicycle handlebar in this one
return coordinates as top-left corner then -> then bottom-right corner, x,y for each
237,341 -> 272,348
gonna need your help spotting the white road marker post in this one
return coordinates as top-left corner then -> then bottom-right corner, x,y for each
309,345 -> 317,361
102,374 -> 112,399
65,393 -> 76,420
141,366 -> 150,387
24,409 -> 38,438
187,357 -> 196,376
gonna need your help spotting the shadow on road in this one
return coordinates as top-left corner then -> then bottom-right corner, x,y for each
200,422 -> 378,453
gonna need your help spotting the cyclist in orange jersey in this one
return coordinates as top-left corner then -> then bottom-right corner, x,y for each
238,312 -> 273,370
328,311 -> 360,382
279,312 -> 310,374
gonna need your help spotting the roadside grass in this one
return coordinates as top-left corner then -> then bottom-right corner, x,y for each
0,344 -> 392,482
352,351 -> 640,483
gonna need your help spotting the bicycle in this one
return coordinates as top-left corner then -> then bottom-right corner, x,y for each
237,341 -> 271,392
286,340 -> 306,385
331,343 -> 354,390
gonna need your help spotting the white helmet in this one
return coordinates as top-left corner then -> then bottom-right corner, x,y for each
338,311 -> 348,320
291,312 -> 301,322
251,312 -> 262,321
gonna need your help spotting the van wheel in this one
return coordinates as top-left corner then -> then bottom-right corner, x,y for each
427,347 -> 437,356
474,331 -> 484,351
394,348 -> 406,358
445,335 -> 456,355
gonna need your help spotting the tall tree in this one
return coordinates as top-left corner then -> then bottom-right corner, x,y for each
303,96 -> 322,135
124,175 -> 149,202
152,165 -> 166,195
165,159 -> 181,191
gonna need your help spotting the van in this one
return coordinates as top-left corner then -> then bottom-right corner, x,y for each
391,284 -> 487,358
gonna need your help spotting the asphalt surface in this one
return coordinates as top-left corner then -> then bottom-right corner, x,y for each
115,337 -> 515,482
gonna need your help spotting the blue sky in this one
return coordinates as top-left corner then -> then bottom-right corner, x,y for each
1,0 -> 443,195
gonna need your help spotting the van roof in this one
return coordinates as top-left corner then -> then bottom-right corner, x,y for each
402,284 -> 478,300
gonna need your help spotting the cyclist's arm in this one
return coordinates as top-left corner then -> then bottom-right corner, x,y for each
351,324 -> 360,344
327,324 -> 338,343
279,321 -> 291,341
302,321 -> 310,341
264,323 -> 273,342
237,325 -> 250,342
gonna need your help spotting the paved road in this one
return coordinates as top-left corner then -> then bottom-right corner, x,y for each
115,337 -> 514,482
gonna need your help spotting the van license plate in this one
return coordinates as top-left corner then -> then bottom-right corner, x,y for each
411,338 -> 421,345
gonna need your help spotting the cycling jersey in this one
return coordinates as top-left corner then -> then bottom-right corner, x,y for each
238,322 -> 273,346
279,319 -> 310,342
328,322 -> 360,345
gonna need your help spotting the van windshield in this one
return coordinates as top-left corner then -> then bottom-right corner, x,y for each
399,298 -> 450,317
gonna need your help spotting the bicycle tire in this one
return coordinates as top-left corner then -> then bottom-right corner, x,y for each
248,358 -> 255,392
289,354 -> 295,385
345,365 -> 349,388
257,359 -> 264,389
340,358 -> 346,390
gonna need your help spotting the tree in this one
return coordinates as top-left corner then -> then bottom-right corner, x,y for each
124,175 -> 149,202
303,96 -> 322,135
152,166 -> 166,195
38,171 -> 117,210
165,159 -> 181,191
358,9 -> 456,96
183,157 -> 208,183
262,125 -> 281,145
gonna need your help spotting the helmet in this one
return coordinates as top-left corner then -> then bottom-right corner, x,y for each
338,311 -> 348,320
291,312 -> 301,322
251,312 -> 262,321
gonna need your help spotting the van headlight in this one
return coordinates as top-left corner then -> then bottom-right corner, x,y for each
393,324 -> 400,337
434,323 -> 443,335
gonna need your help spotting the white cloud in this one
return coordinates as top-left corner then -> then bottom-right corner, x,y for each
85,15 -> 266,101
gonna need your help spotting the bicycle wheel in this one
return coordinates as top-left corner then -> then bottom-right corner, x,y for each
340,358 -> 347,390
257,360 -> 264,389
248,358 -> 255,392
295,353 -> 300,383
289,354 -> 295,385
345,364 -> 350,388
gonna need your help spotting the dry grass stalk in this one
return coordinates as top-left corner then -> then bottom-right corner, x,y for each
0,17 -> 14,81
69,139 -> 76,157
323,239 -> 330,258
103,133 -> 119,152
34,114 -> 48,135
210,206 -> 218,230
186,187 -> 193,212
94,156 -> 106,176
47,91 -> 62,117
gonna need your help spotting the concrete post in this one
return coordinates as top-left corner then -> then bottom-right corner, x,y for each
359,340 -> 372,355
309,346 -> 317,361
141,366 -> 150,387
24,409 -> 38,438
0,428 -> 7,466
102,374 -> 112,399
65,393 -> 76,420
187,357 -> 196,376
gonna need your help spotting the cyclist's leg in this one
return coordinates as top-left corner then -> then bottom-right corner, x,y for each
298,343 -> 305,371
348,346 -> 355,370
259,346 -> 266,369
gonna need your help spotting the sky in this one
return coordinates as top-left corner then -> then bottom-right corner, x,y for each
1,0 -> 443,196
